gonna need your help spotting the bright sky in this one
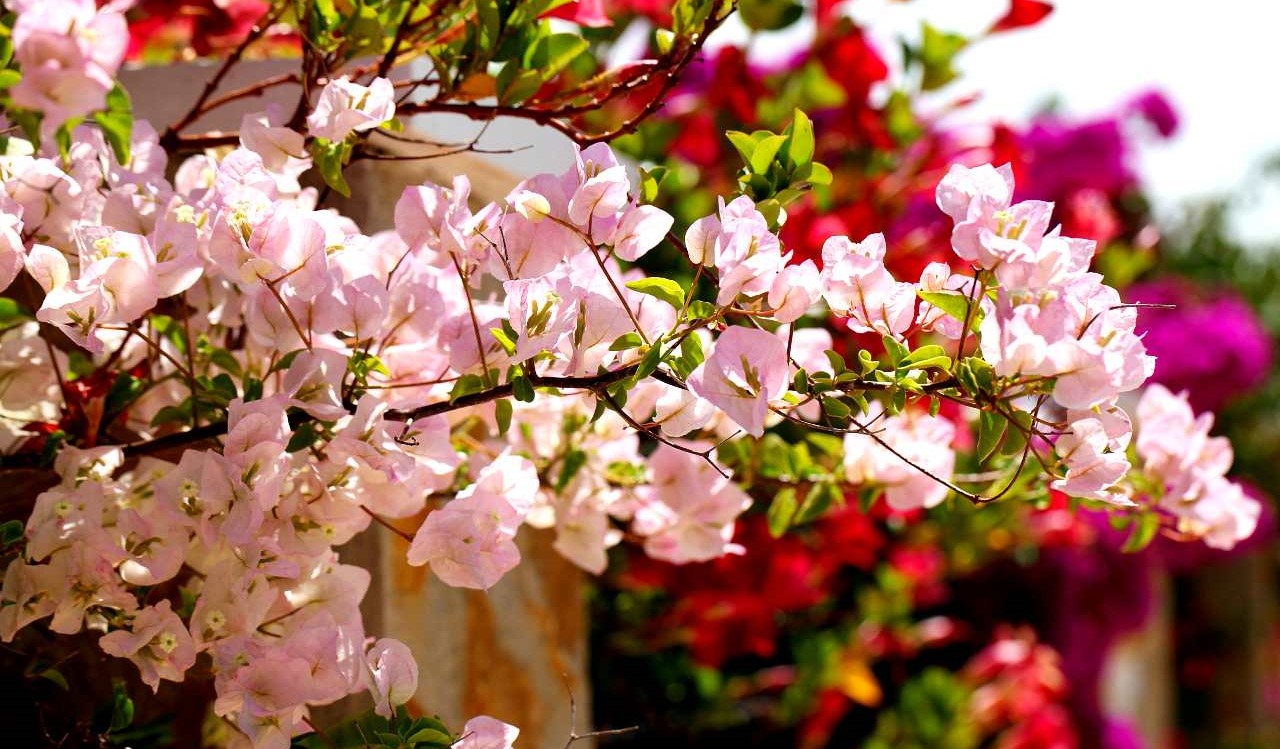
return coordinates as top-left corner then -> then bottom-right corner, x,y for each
728,0 -> 1280,243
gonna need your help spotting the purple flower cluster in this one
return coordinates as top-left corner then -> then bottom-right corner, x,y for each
1128,279 -> 1273,413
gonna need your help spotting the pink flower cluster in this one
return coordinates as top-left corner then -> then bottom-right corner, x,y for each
1135,385 -> 1260,549
7,0 -> 128,130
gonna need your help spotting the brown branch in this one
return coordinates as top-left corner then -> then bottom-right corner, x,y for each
160,7 -> 283,149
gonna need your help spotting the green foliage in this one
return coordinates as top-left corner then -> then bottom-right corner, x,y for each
912,23 -> 968,92
863,668 -> 978,749
93,84 -> 134,165
738,0 -> 804,31
293,707 -> 457,749
312,138 -> 354,197
625,277 -> 686,309
725,109 -> 833,225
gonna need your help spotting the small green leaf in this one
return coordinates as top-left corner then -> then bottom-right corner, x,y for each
634,342 -> 663,381
881,335 -> 909,368
786,109 -> 815,166
494,398 -> 513,436
767,488 -> 798,537
654,28 -> 675,55
38,667 -> 69,692
270,349 -> 307,374
449,374 -> 487,402
405,727 -> 454,746
609,332 -> 645,351
489,326 -> 518,356
822,397 -> 851,420
917,289 -> 980,330
725,130 -> 758,166
109,682 -> 134,732
311,138 -> 353,197
523,32 -> 589,79
686,300 -> 717,320
625,277 -> 685,309
0,298 -> 31,327
748,133 -> 788,174
286,421 -> 321,453
1121,511 -> 1159,553
976,410 -> 1007,463
512,374 -> 535,403
556,449 -> 588,493
0,519 -> 23,547
795,161 -> 833,186
93,84 -> 133,165
795,482 -> 841,524
918,22 -> 968,91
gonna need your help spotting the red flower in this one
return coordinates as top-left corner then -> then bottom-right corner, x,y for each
817,506 -> 885,571
817,23 -> 888,103
674,591 -> 778,667
670,111 -> 723,169
990,1 -> 1054,33
547,0 -> 612,28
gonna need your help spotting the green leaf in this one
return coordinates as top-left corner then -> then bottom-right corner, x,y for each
821,397 -> 851,420
794,160 -> 832,186
785,109 -> 815,166
512,374 -> 535,402
556,449 -> 588,492
609,332 -> 645,351
880,335 -> 909,368
639,166 -> 668,203
38,667 -> 69,692
150,403 -> 193,428
739,0 -> 804,31
497,66 -> 543,106
270,349 -> 307,374
918,23 -> 968,91
495,398 -> 513,436
976,410 -> 1007,463
748,133 -> 788,174
0,298 -> 31,327
208,348 -> 243,378
311,138 -> 353,197
625,277 -> 685,309
884,89 -> 922,144
0,69 -> 19,89
795,482 -> 841,524
917,289 -> 978,329
686,300 -> 717,319
725,130 -> 758,166
524,32 -> 589,79
489,326 -> 518,356
405,727 -> 454,746
767,488 -> 799,537
1121,511 -> 1159,553
449,374 -> 487,402
109,682 -> 134,732
903,344 -> 951,372
633,342 -> 663,381
654,28 -> 675,55
0,519 -> 23,547
92,84 -> 133,165
286,421 -> 321,453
